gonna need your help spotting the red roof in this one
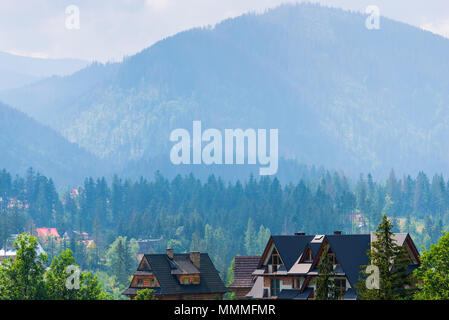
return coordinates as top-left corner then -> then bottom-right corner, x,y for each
37,228 -> 60,239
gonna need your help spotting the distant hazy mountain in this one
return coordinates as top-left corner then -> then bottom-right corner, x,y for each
0,102 -> 103,185
0,51 -> 89,90
2,3 -> 449,178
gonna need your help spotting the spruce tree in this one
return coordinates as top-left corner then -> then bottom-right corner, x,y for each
357,214 -> 412,300
315,244 -> 339,300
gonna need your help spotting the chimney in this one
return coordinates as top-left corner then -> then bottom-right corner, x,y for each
190,251 -> 201,268
294,232 -> 306,236
333,231 -> 342,235
166,248 -> 174,259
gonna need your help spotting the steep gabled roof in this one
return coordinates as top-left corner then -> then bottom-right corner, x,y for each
229,256 -> 261,288
140,253 -> 228,296
36,228 -> 60,239
325,234 -> 371,287
270,235 -> 314,270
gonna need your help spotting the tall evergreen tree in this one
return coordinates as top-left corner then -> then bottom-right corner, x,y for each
315,244 -> 339,300
357,214 -> 412,300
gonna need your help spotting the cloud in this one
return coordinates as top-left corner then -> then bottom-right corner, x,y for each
4,50 -> 49,59
0,0 -> 449,62
421,20 -> 449,39
145,0 -> 169,11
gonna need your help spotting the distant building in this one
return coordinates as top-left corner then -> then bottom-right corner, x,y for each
0,249 -> 16,263
136,238 -> 163,255
36,228 -> 60,242
123,249 -> 229,300
62,230 -> 95,248
0,240 -> 45,264
247,231 -> 420,300
228,256 -> 261,299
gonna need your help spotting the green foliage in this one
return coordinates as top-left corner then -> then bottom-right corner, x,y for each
315,244 -> 339,300
106,236 -> 138,286
76,272 -> 109,300
45,249 -> 78,300
134,288 -> 157,300
226,257 -> 235,286
0,234 -> 108,300
45,249 -> 109,300
414,232 -> 449,300
357,215 -> 412,300
0,233 -> 47,300
0,167 -> 447,300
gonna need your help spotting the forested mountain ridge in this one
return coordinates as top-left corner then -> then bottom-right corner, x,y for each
2,3 -> 449,178
0,102 -> 104,185
0,51 -> 88,90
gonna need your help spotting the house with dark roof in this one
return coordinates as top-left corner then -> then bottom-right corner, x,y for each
228,256 -> 261,299
123,248 -> 228,300
246,231 -> 420,300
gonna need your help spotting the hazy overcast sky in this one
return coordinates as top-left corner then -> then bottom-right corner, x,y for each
1,0 -> 448,62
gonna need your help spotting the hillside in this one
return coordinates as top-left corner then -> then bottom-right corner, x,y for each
2,3 -> 449,178
0,102 -> 104,185
0,51 -> 89,90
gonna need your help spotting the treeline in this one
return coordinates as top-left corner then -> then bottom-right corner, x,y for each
0,167 -> 448,294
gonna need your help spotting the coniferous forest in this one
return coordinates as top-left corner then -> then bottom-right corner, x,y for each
0,167 -> 446,298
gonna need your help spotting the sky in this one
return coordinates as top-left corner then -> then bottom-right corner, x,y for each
0,0 -> 448,62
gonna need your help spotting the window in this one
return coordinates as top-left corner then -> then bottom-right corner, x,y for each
327,252 -> 337,265
151,278 -> 155,287
184,278 -> 190,284
336,279 -> 346,298
270,279 -> 281,297
304,248 -> 313,262
137,279 -> 144,287
270,248 -> 282,272
293,278 -> 301,289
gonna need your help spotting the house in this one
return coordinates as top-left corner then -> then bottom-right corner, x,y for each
246,231 -> 420,300
123,248 -> 229,300
36,228 -> 60,242
136,238 -> 163,255
228,256 -> 261,299
0,240 -> 46,264
0,249 -> 16,263
62,230 -> 95,248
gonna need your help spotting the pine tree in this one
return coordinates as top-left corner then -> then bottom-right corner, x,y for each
357,214 -> 412,300
315,244 -> 339,300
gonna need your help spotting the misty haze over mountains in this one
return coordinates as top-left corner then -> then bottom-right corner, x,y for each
0,51 -> 88,91
1,3 -> 449,185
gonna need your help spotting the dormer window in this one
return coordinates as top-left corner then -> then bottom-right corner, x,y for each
137,279 -> 144,287
304,248 -> 313,263
179,275 -> 200,285
269,248 -> 281,272
327,249 -> 338,265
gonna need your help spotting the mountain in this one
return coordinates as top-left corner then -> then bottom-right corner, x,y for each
2,3 -> 449,178
0,51 -> 89,90
0,101 -> 103,186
